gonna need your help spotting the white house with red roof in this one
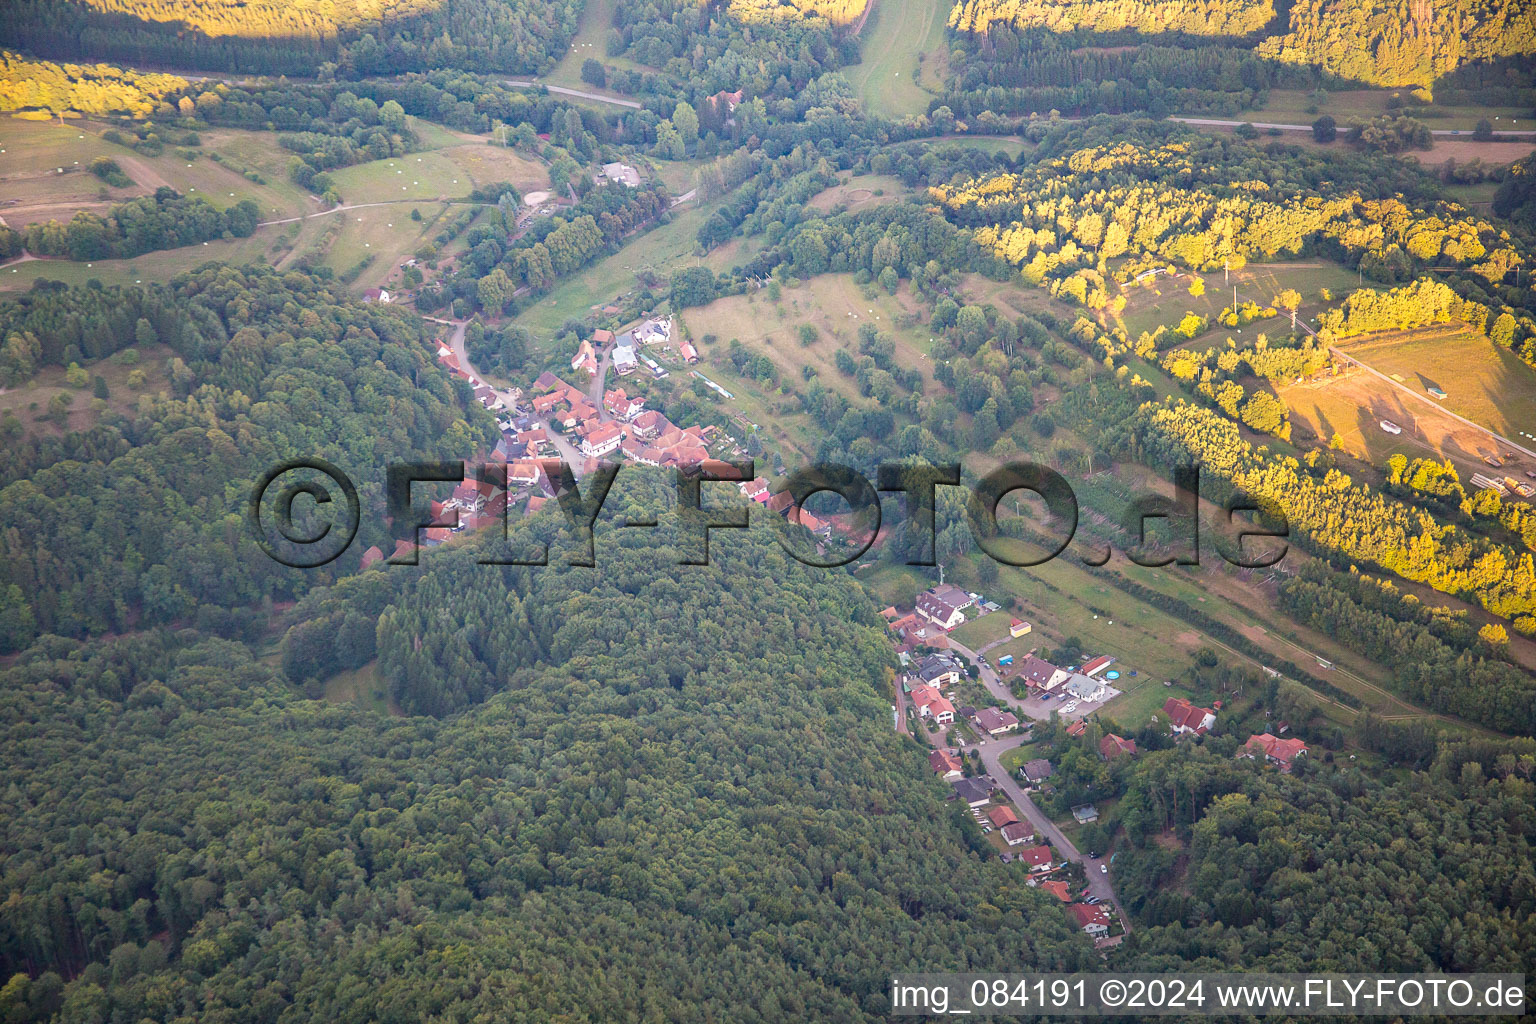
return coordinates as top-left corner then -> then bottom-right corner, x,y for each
1163,697 -> 1217,736
928,749 -> 964,778
1015,845 -> 1054,871
580,422 -> 623,458
1068,903 -> 1111,936
1241,733 -> 1308,770
915,584 -> 973,630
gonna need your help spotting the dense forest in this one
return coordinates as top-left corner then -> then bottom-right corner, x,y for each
948,0 -> 1536,89
0,513 -> 1099,1022
0,50 -> 187,118
0,0 -> 582,76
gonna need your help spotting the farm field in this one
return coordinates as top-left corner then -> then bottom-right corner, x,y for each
1330,323 -> 1536,451
329,145 -> 548,205
846,0 -> 948,118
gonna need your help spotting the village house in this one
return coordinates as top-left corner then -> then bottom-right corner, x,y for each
912,685 -> 956,725
600,162 -> 641,188
1241,733 -> 1308,770
915,584 -> 973,631
950,777 -> 992,807
974,707 -> 1020,736
1015,845 -> 1053,871
635,317 -> 671,345
1000,821 -> 1035,847
1009,618 -> 1032,638
928,749 -> 964,778
571,339 -> 599,377
580,422 -> 623,458
1099,734 -> 1137,759
1068,903 -> 1111,936
679,338 -> 699,363
915,654 -> 961,689
1163,697 -> 1217,736
987,805 -> 1019,828
592,328 -> 615,347
1021,759 -> 1054,785
612,340 -> 638,375
604,388 -> 645,420
1040,879 -> 1072,903
739,477 -> 770,503
1018,655 -> 1069,694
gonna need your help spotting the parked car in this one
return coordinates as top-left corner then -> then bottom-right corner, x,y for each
1100,864 -> 1108,874
1085,897 -> 1102,905
1379,420 -> 1401,435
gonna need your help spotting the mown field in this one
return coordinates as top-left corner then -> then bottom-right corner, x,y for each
1331,323 -> 1536,450
846,0 -> 949,118
0,120 -> 546,297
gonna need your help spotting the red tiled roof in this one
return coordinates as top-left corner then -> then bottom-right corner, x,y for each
1099,734 -> 1137,758
929,749 -> 963,774
987,805 -> 1019,827
360,545 -> 384,569
1016,845 -> 1053,869
1068,903 -> 1112,930
1244,733 -> 1308,764
1041,880 -> 1072,903
1164,697 -> 1216,733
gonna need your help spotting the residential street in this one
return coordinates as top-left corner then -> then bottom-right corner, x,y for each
977,732 -> 1131,935
431,316 -> 585,472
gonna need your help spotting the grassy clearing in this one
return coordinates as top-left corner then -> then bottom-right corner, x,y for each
543,0 -> 651,97
805,173 -> 907,213
322,661 -> 400,716
1230,89 -> 1531,132
518,199 -> 729,340
847,0 -> 948,119
1115,260 -> 1358,342
0,344 -> 173,437
330,153 -> 473,204
680,272 -> 938,405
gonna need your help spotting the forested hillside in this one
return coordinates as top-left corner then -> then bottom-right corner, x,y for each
1115,736 -> 1536,970
948,0 -> 1536,88
947,0 -> 1275,37
0,50 -> 187,118
0,0 -> 582,75
0,266 -> 494,652
1257,0 -> 1536,87
0,520 -> 1097,1022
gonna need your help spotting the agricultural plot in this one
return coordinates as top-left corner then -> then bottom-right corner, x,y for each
1283,322 -> 1536,474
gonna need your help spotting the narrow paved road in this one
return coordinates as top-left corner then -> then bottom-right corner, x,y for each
977,732 -> 1131,933
428,316 -> 586,471
1170,116 -> 1536,137
505,79 -> 642,109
